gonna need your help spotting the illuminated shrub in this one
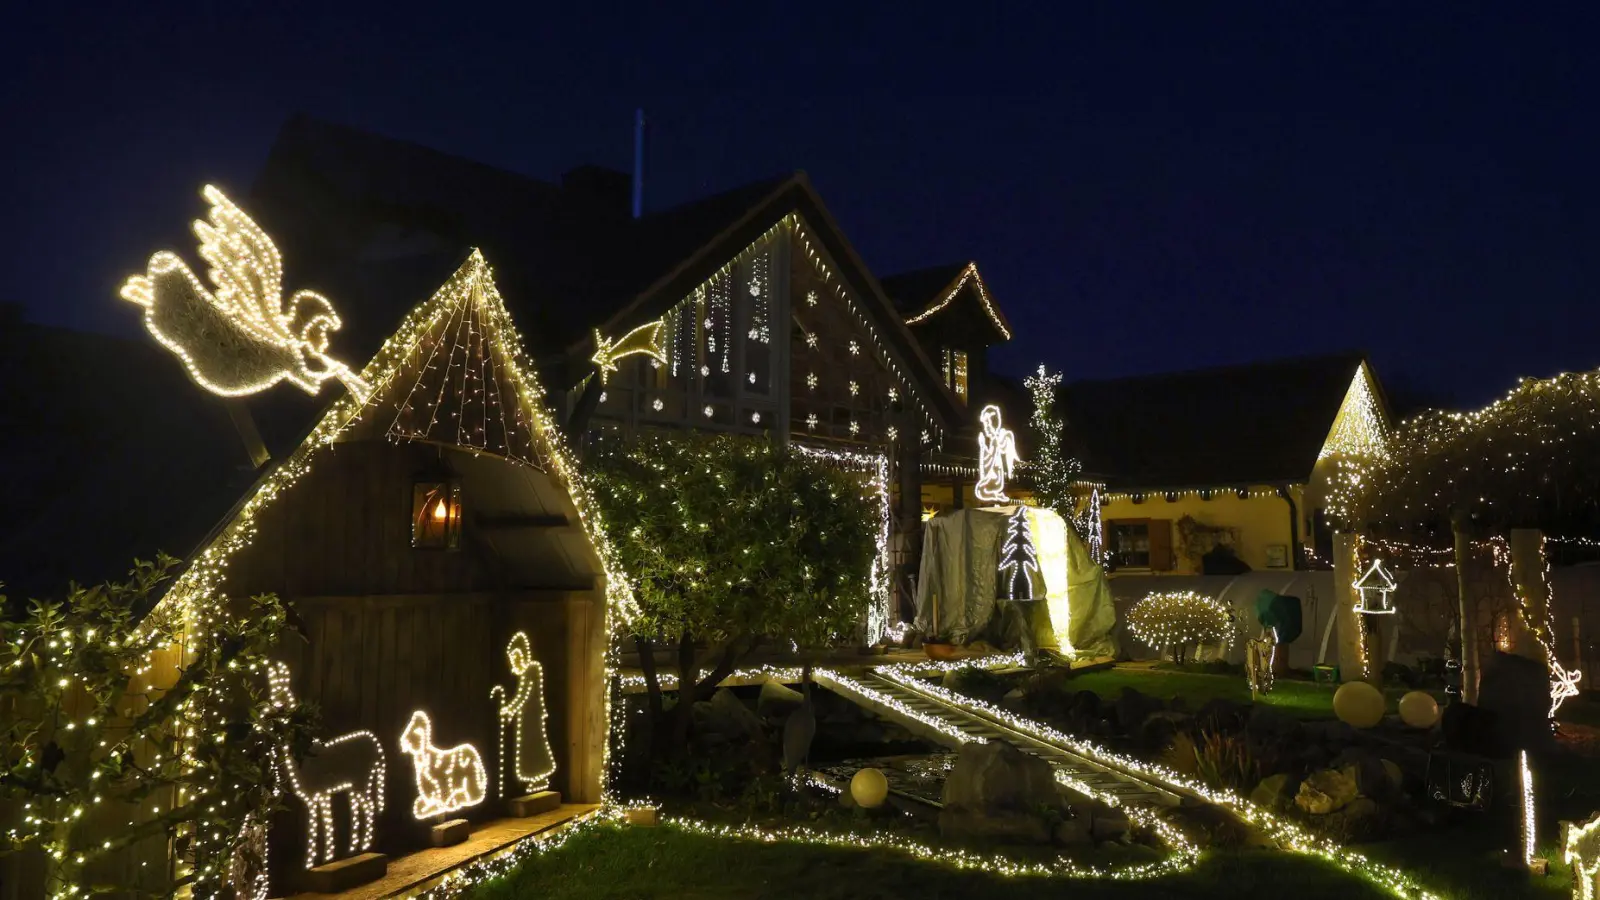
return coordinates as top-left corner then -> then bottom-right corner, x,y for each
1126,590 -> 1233,664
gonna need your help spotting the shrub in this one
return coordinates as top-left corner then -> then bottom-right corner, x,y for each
1162,728 -> 1261,792
1126,590 -> 1233,665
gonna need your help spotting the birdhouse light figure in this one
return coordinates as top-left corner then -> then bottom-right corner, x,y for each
412,480 -> 462,549
1353,558 -> 1397,615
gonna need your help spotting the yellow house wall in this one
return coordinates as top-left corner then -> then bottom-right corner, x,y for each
1101,485 -> 1309,574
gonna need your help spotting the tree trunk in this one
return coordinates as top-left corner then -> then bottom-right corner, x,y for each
1333,531 -> 1365,682
668,634 -> 699,750
1509,529 -> 1550,664
1454,519 -> 1481,704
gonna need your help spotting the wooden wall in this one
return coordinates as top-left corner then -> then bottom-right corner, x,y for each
225,440 -> 502,601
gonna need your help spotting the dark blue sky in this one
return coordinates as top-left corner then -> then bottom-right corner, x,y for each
4,3 -> 1595,408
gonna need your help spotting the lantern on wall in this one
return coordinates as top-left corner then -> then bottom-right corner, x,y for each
1352,558 -> 1397,615
412,479 -> 462,549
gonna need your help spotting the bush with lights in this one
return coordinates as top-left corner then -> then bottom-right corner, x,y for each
588,431 -> 878,761
0,556 -> 314,899
1125,590 -> 1234,665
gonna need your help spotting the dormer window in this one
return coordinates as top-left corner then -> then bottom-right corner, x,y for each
942,348 -> 969,403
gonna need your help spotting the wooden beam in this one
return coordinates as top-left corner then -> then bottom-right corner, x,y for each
475,514 -> 572,530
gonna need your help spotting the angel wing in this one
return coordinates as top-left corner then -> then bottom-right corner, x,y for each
191,184 -> 289,344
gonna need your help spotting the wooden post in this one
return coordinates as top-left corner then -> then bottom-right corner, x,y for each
1365,616 -> 1384,688
1454,520 -> 1481,704
895,436 -> 924,629
1333,531 -> 1365,682
1509,528 -> 1550,665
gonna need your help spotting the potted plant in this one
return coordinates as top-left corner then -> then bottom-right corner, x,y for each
923,632 -> 961,660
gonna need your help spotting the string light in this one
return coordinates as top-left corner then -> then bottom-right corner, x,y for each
590,319 -> 666,384
975,404 -> 1019,504
1125,591 -> 1233,660
1519,751 -> 1536,868
902,262 -> 1012,341
119,185 -> 370,401
492,633 -> 556,797
268,663 -> 385,868
1567,810 -> 1600,900
399,710 -> 489,820
1352,558 -> 1398,615
998,507 -> 1038,600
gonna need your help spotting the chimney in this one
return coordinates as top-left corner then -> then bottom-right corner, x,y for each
632,108 -> 645,219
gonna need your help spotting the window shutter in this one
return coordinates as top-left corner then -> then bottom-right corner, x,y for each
1148,518 -> 1174,571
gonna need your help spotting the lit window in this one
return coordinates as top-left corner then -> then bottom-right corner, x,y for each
412,481 -> 462,549
943,348 -> 969,402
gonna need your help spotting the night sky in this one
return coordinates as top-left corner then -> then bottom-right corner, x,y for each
4,4 -> 1594,409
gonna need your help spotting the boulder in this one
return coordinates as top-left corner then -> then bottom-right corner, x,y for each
939,741 -> 1065,844
1074,690 -> 1105,718
1091,807 -> 1130,841
1380,759 -> 1404,793
1330,750 -> 1393,799
757,680 -> 805,719
1115,688 -> 1161,732
693,688 -> 763,741
1249,773 -> 1298,812
1477,652 -> 1556,755
1138,711 -> 1190,750
1000,688 -> 1027,712
1245,708 -> 1299,742
1296,766 -> 1359,815
1053,816 -> 1092,845
1318,796 -> 1385,841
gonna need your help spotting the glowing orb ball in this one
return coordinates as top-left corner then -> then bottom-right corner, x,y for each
1332,681 -> 1386,729
850,767 -> 889,809
1398,691 -> 1440,729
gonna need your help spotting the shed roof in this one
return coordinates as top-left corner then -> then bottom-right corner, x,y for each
1061,352 -> 1371,489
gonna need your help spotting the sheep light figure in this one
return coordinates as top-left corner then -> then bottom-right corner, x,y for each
399,710 -> 488,819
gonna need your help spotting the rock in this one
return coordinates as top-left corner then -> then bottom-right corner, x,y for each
1381,759 -> 1404,792
757,680 -> 804,719
1138,711 -> 1186,750
1091,807 -> 1130,841
1296,767 -> 1359,815
1249,773 -> 1298,811
692,688 -> 762,741
1000,688 -> 1027,711
1318,796 -> 1385,841
939,741 -> 1065,844
1169,695 -> 1189,713
1116,688 -> 1160,732
1478,652 -> 1556,755
1074,690 -> 1104,717
1330,750 -> 1392,799
1054,816 -> 1092,845
1302,720 -> 1356,746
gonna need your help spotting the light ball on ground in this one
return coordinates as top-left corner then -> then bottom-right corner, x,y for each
1333,681 -> 1385,729
1398,691 -> 1440,728
850,767 -> 889,809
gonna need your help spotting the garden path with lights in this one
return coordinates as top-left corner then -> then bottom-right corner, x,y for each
434,656 -> 1594,900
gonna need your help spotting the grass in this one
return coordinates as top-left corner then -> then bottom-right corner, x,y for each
466,819 -> 1400,900
1064,666 -> 1441,719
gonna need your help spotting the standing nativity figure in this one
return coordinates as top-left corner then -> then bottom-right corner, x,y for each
975,404 -> 1019,503
491,631 -> 556,798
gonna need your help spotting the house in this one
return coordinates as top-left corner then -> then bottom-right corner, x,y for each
1060,352 -> 1389,574
244,114 -> 1017,627
2,113 -> 1032,891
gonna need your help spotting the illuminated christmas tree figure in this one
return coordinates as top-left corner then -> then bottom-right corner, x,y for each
998,506 -> 1039,601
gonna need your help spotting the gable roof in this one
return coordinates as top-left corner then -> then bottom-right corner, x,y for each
249,115 -> 960,431
146,250 -> 635,628
881,261 -> 1012,342
1061,352 -> 1374,489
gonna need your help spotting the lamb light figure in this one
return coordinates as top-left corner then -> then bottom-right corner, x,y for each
399,710 -> 488,819
267,662 -> 385,868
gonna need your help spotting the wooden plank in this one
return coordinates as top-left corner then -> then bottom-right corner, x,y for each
360,598 -> 381,729
315,607 -> 339,710
380,606 -> 398,741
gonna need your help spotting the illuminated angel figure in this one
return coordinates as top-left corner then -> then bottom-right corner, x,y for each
975,404 -> 1019,503
120,185 -> 370,401
491,632 -> 555,797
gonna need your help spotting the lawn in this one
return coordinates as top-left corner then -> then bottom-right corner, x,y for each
466,818 -> 1400,900
1064,665 -> 1440,719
